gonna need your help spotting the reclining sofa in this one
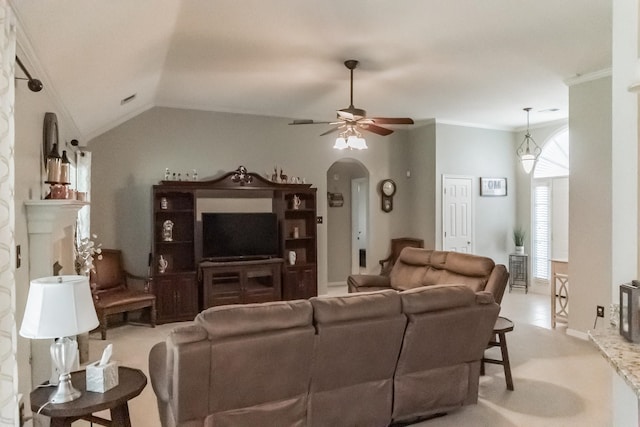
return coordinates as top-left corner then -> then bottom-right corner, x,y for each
149,284 -> 500,426
348,247 -> 509,304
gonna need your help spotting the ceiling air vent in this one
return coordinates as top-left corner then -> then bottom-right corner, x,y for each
120,94 -> 136,105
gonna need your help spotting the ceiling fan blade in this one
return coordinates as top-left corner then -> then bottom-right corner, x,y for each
320,127 -> 341,136
289,119 -> 332,125
371,117 -> 415,125
363,124 -> 394,136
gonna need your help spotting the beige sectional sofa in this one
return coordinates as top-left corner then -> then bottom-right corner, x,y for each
348,247 -> 509,304
149,284 -> 500,426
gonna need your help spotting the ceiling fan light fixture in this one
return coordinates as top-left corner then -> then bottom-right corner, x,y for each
349,135 -> 368,150
334,125 -> 367,150
516,108 -> 542,174
333,137 -> 348,150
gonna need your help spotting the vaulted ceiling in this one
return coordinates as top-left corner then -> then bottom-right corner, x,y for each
13,0 -> 611,142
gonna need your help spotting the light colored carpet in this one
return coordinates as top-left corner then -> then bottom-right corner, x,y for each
61,291 -> 611,426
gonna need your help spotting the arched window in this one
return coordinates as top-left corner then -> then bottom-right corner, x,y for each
532,128 -> 569,282
533,129 -> 569,179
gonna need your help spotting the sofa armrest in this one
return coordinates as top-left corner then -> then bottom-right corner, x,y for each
484,264 -> 509,304
347,274 -> 391,293
149,342 -> 169,402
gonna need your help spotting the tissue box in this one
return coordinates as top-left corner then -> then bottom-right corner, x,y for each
86,361 -> 119,393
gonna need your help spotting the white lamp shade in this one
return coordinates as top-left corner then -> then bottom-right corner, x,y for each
20,275 -> 99,339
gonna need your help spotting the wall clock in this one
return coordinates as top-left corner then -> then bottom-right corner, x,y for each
380,179 -> 396,212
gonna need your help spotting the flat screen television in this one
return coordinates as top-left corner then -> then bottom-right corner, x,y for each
202,212 -> 279,260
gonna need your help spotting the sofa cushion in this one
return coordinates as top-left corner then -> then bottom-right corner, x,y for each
309,290 -> 406,427
422,269 -> 488,292
168,324 -> 209,345
194,299 -> 316,426
392,284 -> 500,423
196,299 -> 312,340
311,289 -> 401,323
396,247 -> 434,265
389,247 -> 433,290
400,284 -> 476,314
441,251 -> 495,277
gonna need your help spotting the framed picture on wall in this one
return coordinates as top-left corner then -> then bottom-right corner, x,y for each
480,177 -> 507,196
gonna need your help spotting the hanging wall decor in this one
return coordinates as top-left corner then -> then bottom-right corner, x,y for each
328,192 -> 344,207
480,177 -> 507,197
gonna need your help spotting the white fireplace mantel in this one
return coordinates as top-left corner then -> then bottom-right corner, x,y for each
24,199 -> 89,387
25,199 -> 88,234
24,199 -> 88,282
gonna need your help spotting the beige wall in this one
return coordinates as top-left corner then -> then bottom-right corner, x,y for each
406,122 -> 437,246
434,123 -> 516,265
568,75 -> 612,333
87,107 -> 411,292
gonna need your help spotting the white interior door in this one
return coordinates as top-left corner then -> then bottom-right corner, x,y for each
442,175 -> 474,253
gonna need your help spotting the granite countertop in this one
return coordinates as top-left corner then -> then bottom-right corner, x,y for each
589,327 -> 640,395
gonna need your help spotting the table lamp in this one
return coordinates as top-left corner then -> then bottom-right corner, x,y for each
20,275 -> 99,403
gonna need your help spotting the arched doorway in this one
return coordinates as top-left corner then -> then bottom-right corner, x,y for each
326,159 -> 369,286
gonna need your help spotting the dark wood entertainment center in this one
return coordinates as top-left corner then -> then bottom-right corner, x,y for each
152,166 -> 317,323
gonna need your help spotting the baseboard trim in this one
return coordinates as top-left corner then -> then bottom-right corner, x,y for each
566,328 -> 588,340
327,281 -> 346,288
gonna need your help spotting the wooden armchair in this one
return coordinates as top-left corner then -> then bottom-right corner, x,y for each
379,237 -> 424,276
90,249 -> 156,340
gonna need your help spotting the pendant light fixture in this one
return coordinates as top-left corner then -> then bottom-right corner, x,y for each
516,107 -> 542,174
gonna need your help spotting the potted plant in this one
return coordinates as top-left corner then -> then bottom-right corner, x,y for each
513,227 -> 526,254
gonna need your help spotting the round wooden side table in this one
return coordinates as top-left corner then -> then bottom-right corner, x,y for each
30,366 -> 147,427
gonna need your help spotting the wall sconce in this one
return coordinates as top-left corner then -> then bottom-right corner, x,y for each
15,56 -> 43,92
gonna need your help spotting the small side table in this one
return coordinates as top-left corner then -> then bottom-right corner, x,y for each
508,253 -> 528,293
30,366 -> 147,427
481,316 -> 515,391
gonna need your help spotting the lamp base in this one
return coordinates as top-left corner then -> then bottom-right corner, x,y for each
50,372 -> 81,403
49,337 -> 81,404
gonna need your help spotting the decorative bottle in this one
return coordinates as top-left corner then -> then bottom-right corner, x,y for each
46,143 -> 61,183
59,150 -> 71,184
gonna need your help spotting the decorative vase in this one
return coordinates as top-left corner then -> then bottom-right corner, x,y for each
158,255 -> 168,274
162,220 -> 174,242
288,251 -> 296,265
292,195 -> 301,210
515,246 -> 524,255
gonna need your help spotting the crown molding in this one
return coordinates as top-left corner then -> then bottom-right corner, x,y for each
564,68 -> 612,87
435,119 -> 511,132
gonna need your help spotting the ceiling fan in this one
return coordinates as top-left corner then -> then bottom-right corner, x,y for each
289,60 -> 414,143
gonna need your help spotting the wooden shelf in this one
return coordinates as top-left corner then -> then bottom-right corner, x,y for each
152,167 -> 318,320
